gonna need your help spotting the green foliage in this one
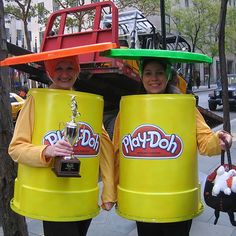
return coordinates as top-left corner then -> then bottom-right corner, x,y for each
167,0 -> 235,56
167,0 -> 220,54
54,0 -> 85,9
4,1 -> 35,22
36,3 -> 50,25
225,6 -> 236,53
116,0 -> 160,16
4,0 -> 50,50
116,0 -> 236,57
52,0 -> 94,33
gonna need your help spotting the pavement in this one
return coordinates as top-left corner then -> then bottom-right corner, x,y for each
2,84 -> 236,236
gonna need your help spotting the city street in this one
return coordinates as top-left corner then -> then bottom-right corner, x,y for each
196,87 -> 236,120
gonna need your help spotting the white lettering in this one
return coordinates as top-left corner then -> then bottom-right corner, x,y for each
128,135 -> 133,151
81,129 -> 90,146
43,125 -> 100,153
80,129 -> 100,151
44,131 -> 60,145
122,129 -> 180,156
138,132 -> 147,148
122,136 -> 130,153
167,135 -> 178,153
94,135 -> 99,152
132,136 -> 140,148
148,131 -> 161,148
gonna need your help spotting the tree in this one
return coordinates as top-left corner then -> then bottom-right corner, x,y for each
166,0 -> 221,88
0,0 -> 29,235
225,6 -> 236,55
218,0 -> 230,133
116,0 -> 160,16
52,0 -> 94,33
4,0 -> 50,50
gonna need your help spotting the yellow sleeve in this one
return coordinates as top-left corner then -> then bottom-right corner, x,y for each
8,95 -> 51,167
99,125 -> 116,203
196,108 -> 221,156
112,112 -> 120,195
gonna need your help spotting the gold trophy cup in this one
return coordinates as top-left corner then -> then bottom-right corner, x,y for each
52,96 -> 81,177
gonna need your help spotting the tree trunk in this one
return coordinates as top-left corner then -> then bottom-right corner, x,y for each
218,0 -> 230,132
0,0 -> 29,235
23,19 -> 31,51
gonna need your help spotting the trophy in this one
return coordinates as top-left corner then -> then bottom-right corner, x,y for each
52,96 -> 81,177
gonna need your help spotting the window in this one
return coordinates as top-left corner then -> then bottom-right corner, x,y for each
53,0 -> 60,11
39,31 -> 44,46
5,28 -> 10,41
4,13 -> 9,20
28,31 -> 32,42
38,2 -> 45,23
185,0 -> 189,7
70,0 -> 77,7
227,60 -> 233,74
17,29 -> 22,41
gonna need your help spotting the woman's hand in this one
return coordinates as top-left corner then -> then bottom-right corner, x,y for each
218,130 -> 233,150
101,202 -> 115,211
43,140 -> 73,158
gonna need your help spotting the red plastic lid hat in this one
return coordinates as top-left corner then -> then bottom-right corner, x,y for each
0,42 -> 117,67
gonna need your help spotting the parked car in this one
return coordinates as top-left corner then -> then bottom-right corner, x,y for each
10,92 -> 25,121
208,74 -> 236,111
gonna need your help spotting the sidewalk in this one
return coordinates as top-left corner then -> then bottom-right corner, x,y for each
192,84 -> 217,93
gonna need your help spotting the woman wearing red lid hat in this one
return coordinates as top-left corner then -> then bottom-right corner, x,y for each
9,56 -> 116,236
113,58 -> 232,236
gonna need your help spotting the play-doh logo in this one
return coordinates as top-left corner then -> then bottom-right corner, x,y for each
43,122 -> 100,157
122,124 -> 183,159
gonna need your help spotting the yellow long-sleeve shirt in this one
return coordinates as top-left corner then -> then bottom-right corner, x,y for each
9,95 -> 116,203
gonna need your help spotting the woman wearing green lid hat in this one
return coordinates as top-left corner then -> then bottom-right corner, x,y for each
112,58 -> 232,236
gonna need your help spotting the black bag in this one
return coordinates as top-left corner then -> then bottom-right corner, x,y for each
204,146 -> 236,226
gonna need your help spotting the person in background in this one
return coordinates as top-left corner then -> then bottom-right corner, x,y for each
9,56 -> 116,236
18,85 -> 28,99
196,72 -> 201,89
112,58 -> 232,236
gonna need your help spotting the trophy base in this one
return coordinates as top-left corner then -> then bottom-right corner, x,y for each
52,156 -> 81,177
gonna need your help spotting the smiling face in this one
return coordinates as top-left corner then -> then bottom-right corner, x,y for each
142,60 -> 168,94
49,59 -> 80,90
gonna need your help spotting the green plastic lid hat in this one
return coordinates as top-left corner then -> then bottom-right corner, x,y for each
101,48 -> 213,64
102,48 -> 212,83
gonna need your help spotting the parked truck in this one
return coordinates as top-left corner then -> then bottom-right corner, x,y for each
6,1 -> 222,137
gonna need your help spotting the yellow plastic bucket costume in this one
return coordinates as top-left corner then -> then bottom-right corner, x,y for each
117,94 -> 203,222
11,89 -> 103,221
